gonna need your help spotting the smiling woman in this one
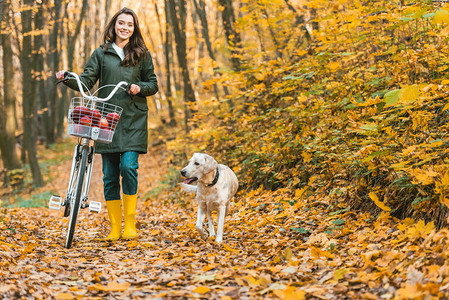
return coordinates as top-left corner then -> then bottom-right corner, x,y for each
114,14 -> 134,46
55,7 -> 158,242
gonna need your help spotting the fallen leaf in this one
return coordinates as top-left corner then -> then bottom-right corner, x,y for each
193,286 -> 211,294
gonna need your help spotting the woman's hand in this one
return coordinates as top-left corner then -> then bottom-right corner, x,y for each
129,84 -> 141,95
55,70 -> 66,80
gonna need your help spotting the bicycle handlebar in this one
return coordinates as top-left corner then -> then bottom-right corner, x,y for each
59,71 -> 128,102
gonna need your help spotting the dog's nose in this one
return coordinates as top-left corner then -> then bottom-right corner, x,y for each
181,170 -> 186,176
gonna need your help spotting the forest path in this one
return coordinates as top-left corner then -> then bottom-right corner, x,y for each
0,144 -> 447,299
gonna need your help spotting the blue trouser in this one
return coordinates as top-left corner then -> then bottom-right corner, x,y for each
102,151 -> 139,201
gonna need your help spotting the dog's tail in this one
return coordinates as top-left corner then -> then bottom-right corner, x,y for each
178,183 -> 198,193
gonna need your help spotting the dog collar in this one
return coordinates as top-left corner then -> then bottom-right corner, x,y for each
206,167 -> 219,187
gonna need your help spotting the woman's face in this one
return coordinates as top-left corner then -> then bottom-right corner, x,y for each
114,13 -> 134,44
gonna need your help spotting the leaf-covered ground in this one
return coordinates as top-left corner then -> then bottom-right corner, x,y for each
1,145 -> 449,300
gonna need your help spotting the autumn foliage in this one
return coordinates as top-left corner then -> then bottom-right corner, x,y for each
4,0 -> 449,299
170,1 -> 449,227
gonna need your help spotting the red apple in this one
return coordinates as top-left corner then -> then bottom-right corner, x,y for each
98,118 -> 109,129
79,115 -> 92,126
90,109 -> 102,126
106,112 -> 120,130
71,106 -> 89,123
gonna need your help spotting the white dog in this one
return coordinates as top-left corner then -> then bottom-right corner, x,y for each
179,153 -> 238,243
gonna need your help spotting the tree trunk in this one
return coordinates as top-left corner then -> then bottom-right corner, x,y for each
192,0 -> 228,100
50,0 -> 64,140
67,0 -> 88,71
164,0 -> 176,126
283,0 -> 309,44
259,4 -> 282,58
168,0 -> 196,132
62,0 -> 88,141
34,1 -> 47,144
157,1 -> 176,126
105,0 -> 112,24
21,0 -> 44,187
218,0 -> 242,71
0,0 -> 4,26
143,10 -> 167,125
0,0 -> 21,171
43,0 -> 62,144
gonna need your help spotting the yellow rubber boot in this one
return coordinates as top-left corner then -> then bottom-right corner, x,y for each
122,194 -> 137,239
104,200 -> 122,241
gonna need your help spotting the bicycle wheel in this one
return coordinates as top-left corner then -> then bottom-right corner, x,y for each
65,145 -> 89,249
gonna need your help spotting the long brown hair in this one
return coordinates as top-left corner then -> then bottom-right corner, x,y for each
103,7 -> 149,66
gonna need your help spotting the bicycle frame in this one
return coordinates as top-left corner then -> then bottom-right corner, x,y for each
65,138 -> 95,212
49,71 -> 128,248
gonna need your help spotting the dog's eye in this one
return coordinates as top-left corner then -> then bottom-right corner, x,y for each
194,162 -> 200,165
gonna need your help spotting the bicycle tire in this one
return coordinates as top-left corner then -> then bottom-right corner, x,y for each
65,146 -> 89,249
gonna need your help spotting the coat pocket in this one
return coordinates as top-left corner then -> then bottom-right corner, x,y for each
132,96 -> 149,112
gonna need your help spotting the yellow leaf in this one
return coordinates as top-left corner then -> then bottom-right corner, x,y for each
397,284 -> 421,298
410,220 -> 434,237
55,293 -> 75,300
273,286 -> 305,300
194,286 -> 211,294
400,84 -> 419,103
285,247 -> 293,261
142,242 -> 155,248
310,246 -> 334,259
295,187 -> 306,199
254,72 -> 266,81
409,168 -> 437,185
106,281 -> 130,292
398,218 -> 415,232
390,160 -> 410,171
127,240 -> 138,248
362,250 -> 381,267
89,281 -> 130,292
434,9 -> 449,25
334,268 -> 348,281
245,275 -> 259,286
222,243 -> 235,253
301,152 -> 312,163
328,61 -> 340,72
202,264 -> 216,272
369,192 -> 391,212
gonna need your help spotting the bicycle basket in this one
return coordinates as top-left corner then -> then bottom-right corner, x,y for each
67,97 -> 123,143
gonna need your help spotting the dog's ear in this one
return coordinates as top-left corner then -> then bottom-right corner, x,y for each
204,154 -> 218,166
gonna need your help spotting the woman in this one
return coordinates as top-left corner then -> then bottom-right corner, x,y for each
56,7 -> 158,241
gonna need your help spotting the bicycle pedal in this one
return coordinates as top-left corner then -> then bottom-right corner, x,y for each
49,195 -> 62,210
89,201 -> 102,213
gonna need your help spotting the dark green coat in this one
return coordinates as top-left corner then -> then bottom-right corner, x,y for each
65,43 -> 158,154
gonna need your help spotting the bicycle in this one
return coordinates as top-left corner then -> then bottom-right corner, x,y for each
48,71 -> 128,249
